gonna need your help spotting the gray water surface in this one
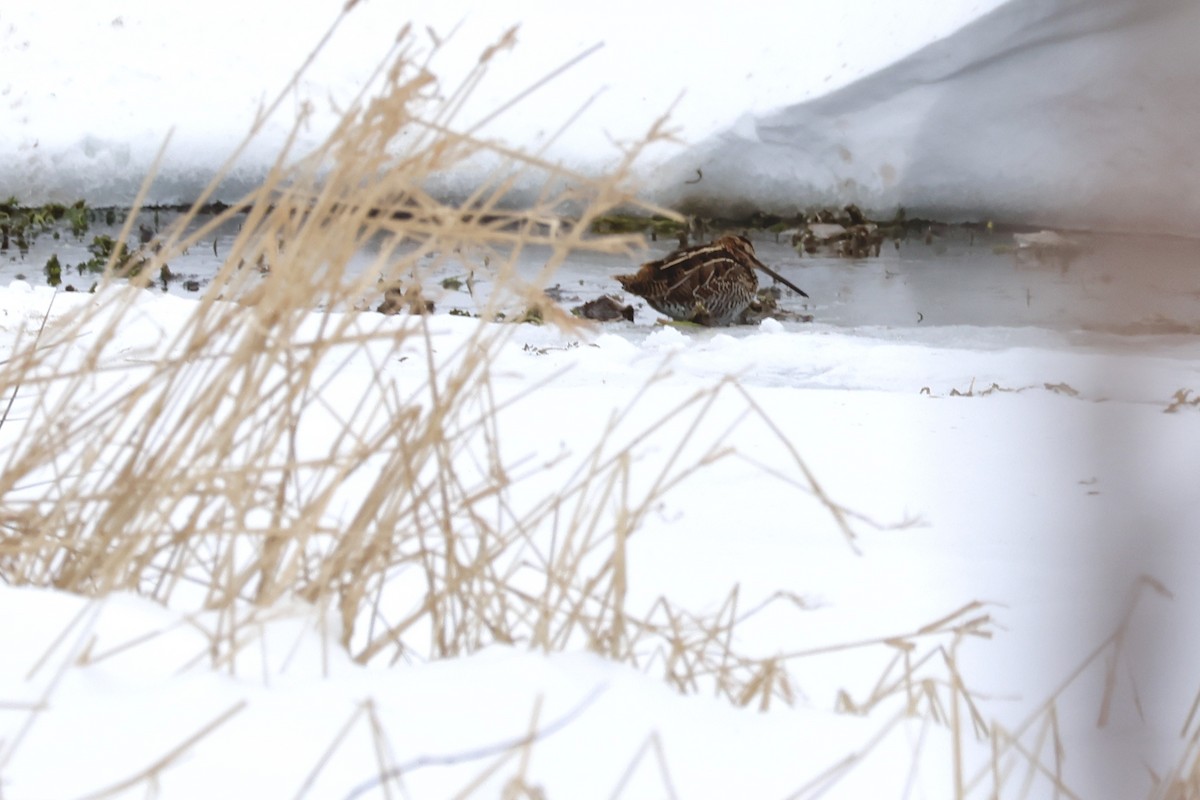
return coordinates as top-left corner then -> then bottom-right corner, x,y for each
7,212 -> 1200,344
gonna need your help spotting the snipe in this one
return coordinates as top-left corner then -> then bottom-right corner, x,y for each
616,234 -> 809,326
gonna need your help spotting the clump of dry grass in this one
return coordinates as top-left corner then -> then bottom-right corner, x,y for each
0,10 -> 853,695
0,12 -> 884,793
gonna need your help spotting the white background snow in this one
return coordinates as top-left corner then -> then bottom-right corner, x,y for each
6,0 -> 1199,232
5,1 -> 1004,209
2,2 -> 1200,798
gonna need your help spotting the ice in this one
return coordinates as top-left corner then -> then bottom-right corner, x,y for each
652,0 -> 1200,233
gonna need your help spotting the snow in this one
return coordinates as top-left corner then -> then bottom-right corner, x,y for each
0,587 -> 879,798
7,1 -> 1198,232
3,2 -> 1200,797
1,274 -> 1199,797
654,0 -> 1200,233
4,1 -> 1000,210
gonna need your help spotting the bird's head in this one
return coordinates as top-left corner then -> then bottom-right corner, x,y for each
717,234 -> 757,259
719,234 -> 810,299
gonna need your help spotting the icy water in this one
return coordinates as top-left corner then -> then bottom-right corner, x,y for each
6,210 -> 1200,344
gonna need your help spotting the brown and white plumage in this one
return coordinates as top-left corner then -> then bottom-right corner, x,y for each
615,234 -> 808,326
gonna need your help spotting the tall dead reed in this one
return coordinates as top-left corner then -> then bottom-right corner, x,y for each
0,12 -> 849,701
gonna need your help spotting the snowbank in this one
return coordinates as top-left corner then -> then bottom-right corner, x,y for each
1,279 -> 1200,796
654,0 -> 1200,233
7,1 -> 1200,233
0,2 -> 1001,208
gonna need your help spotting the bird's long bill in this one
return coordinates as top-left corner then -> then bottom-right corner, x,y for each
750,256 -> 810,298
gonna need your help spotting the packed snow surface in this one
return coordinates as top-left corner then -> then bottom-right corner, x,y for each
0,1 -> 1000,206
14,0 -> 1199,233
1,273 -> 1199,797
656,0 -> 1200,233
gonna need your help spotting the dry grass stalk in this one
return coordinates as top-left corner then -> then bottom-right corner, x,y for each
74,701 -> 247,800
293,703 -> 370,799
783,708 -> 911,800
961,575 -> 1172,799
607,733 -> 679,800
0,7 -> 871,795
